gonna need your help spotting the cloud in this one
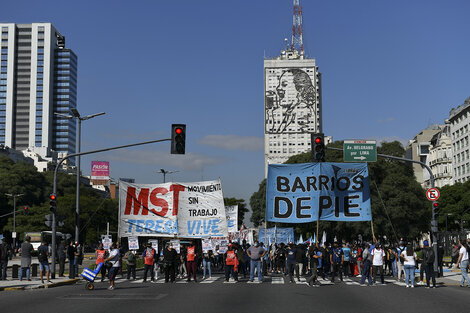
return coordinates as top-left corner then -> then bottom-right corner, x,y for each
366,136 -> 409,147
377,117 -> 395,124
104,149 -> 224,171
198,135 -> 263,151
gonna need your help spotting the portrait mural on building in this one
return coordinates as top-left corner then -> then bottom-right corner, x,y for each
265,68 -> 316,134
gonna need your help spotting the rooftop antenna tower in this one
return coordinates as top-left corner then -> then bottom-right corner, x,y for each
291,0 -> 304,53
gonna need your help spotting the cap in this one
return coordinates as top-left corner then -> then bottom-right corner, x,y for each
423,240 -> 429,246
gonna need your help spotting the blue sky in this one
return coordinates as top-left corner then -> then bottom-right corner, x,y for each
2,0 -> 470,224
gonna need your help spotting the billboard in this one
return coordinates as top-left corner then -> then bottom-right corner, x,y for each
91,161 -> 110,180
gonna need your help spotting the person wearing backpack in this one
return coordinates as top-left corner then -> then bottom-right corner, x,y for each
37,240 -> 51,284
421,240 -> 436,288
395,242 -> 406,281
124,249 -> 136,280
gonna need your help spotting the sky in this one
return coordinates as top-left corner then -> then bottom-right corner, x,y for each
2,0 -> 470,225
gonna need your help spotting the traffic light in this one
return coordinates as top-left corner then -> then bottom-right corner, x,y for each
49,194 -> 57,213
311,133 -> 325,162
432,201 -> 439,219
23,206 -> 29,215
171,124 -> 186,154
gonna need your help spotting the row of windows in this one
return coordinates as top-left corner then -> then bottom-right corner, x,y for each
454,163 -> 470,177
454,150 -> 470,163
453,137 -> 469,151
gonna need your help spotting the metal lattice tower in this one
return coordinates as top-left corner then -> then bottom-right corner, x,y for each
291,0 -> 303,52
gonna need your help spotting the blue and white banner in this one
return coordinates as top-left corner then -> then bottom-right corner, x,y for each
266,163 -> 371,223
258,227 -> 295,244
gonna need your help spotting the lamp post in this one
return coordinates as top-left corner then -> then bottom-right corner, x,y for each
158,168 -> 178,183
55,110 -> 105,244
5,193 -> 23,250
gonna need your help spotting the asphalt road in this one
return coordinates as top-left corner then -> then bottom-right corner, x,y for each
1,274 -> 469,313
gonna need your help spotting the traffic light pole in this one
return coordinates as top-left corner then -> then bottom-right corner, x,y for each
326,146 -> 439,274
50,138 -> 170,278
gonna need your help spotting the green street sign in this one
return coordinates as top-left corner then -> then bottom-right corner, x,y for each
344,140 -> 377,162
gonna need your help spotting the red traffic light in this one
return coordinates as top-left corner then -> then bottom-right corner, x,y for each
314,137 -> 322,144
433,202 -> 439,208
50,194 -> 56,200
175,127 -> 183,135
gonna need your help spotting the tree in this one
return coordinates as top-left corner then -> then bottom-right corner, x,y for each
249,141 -> 430,242
224,197 -> 249,228
438,180 -> 470,232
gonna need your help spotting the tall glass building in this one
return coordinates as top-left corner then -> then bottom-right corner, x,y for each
0,23 -> 77,164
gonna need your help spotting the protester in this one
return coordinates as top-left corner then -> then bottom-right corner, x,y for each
306,245 -> 322,287
37,240 -> 51,283
224,244 -> 239,282
372,243 -> 385,285
401,244 -> 417,288
321,242 -> 330,279
247,240 -> 265,283
142,243 -> 157,282
330,242 -> 343,283
19,236 -> 33,281
104,242 -> 120,290
391,243 -> 398,277
451,243 -> 460,268
276,243 -> 287,275
202,247 -> 213,279
237,241 -> 246,278
421,240 -> 436,288
286,242 -> 297,283
295,244 -> 305,281
360,243 -> 373,286
395,241 -> 406,281
95,243 -> 108,282
0,238 -> 12,280
124,249 -> 137,280
58,241 -> 66,277
186,241 -> 197,282
74,242 -> 83,277
456,238 -> 469,287
342,243 -> 351,277
67,241 -> 76,279
163,242 -> 177,283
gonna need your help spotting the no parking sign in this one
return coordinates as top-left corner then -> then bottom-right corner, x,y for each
426,188 -> 440,201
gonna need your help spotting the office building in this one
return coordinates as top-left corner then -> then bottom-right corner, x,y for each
0,23 -> 77,164
449,97 -> 470,184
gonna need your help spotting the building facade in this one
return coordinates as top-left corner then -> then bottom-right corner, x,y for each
0,23 -> 77,163
426,124 -> 452,188
264,48 -> 322,176
449,97 -> 470,184
405,124 -> 444,186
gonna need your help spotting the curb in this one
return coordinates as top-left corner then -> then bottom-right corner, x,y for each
0,279 -> 79,292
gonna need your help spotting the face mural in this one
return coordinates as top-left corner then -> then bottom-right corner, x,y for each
265,68 -> 316,134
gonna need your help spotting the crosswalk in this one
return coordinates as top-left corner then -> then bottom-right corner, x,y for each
98,275 -> 411,287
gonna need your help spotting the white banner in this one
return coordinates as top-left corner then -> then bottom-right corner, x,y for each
170,239 -> 180,254
119,179 -> 228,238
225,205 -> 238,233
128,236 -> 139,250
202,238 -> 213,252
176,179 -> 228,238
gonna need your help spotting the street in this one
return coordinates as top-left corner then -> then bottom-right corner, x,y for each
1,273 -> 469,313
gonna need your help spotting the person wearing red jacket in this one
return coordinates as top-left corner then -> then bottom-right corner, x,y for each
186,241 -> 198,282
142,243 -> 157,282
225,244 -> 239,282
95,243 -> 108,282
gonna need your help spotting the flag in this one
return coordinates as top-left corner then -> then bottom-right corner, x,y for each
322,231 -> 327,246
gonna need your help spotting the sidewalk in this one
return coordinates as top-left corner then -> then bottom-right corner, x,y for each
0,276 -> 79,291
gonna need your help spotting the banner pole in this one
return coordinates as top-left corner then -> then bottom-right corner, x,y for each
371,220 -> 376,243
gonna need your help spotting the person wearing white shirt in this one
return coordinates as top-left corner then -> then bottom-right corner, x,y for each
456,238 -> 469,287
401,244 -> 417,288
371,243 -> 385,285
104,243 -> 120,290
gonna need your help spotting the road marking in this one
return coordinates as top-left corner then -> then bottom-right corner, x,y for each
60,293 -> 168,300
271,277 -> 285,284
200,277 -> 221,284
294,277 -> 307,284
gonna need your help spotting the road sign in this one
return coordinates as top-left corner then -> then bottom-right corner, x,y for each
344,140 -> 377,162
426,188 -> 440,201
12,232 -> 16,238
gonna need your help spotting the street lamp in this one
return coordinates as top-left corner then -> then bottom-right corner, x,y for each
55,110 -> 105,243
158,168 -> 178,183
5,193 -> 23,250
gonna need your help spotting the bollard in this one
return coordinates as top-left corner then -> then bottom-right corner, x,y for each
12,264 -> 19,278
32,264 -> 38,277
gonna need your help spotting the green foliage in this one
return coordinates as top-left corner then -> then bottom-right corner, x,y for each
223,197 -> 249,227
0,156 -> 118,245
438,180 -> 470,232
249,141 -> 430,242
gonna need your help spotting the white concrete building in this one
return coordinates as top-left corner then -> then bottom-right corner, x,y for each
264,48 -> 322,176
449,97 -> 470,184
426,124 -> 452,188
0,23 -> 77,164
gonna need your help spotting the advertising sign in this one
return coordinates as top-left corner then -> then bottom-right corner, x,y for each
91,161 -> 110,180
266,163 -> 371,223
